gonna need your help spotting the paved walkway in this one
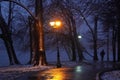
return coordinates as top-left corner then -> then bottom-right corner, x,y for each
28,61 -> 116,80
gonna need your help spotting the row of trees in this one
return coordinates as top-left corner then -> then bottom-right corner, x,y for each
99,0 -> 120,62
0,0 -> 47,66
0,0 -> 120,66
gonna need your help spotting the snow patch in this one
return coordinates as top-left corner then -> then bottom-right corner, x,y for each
101,70 -> 120,80
0,65 -> 54,80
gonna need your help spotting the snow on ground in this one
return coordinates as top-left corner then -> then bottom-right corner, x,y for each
100,70 -> 120,80
0,61 -> 120,80
0,65 -> 54,80
0,61 -> 81,80
0,61 -> 79,80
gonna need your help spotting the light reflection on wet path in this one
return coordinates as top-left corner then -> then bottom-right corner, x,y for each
29,65 -> 104,80
29,61 -> 117,80
37,68 -> 74,80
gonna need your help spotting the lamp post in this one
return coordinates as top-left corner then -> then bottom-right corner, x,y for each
50,20 -> 62,68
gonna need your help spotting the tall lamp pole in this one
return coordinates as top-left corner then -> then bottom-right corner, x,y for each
50,21 -> 62,68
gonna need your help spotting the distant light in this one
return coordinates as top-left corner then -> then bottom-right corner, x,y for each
75,66 -> 81,72
78,35 -> 82,39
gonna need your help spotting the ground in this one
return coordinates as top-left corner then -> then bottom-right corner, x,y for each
0,61 -> 119,80
0,65 -> 54,80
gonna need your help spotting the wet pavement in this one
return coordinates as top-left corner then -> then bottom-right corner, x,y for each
28,61 -> 115,80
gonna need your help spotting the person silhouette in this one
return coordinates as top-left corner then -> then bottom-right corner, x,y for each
100,50 -> 105,61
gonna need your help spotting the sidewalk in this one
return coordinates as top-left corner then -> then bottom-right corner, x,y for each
28,61 -> 117,80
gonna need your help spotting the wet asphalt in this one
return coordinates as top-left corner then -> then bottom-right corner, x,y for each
28,61 -> 115,80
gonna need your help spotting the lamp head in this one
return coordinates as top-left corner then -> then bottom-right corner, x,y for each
50,20 -> 61,28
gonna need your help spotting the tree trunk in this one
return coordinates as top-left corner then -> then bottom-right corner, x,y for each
106,30 -> 110,61
116,0 -> 120,62
68,19 -> 76,61
33,0 -> 47,66
93,16 -> 98,61
117,17 -> 120,62
117,24 -> 120,62
27,16 -> 34,64
71,38 -> 76,61
71,16 -> 84,61
112,25 -> 116,62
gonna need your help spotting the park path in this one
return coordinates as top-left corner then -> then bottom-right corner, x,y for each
27,61 -> 115,80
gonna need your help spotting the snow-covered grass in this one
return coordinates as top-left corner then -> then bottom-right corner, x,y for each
100,70 -> 120,80
0,65 -> 54,80
97,62 -> 120,80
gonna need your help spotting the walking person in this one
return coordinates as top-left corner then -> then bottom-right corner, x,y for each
100,50 -> 105,61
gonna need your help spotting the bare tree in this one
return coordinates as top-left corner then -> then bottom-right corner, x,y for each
0,2 -> 20,65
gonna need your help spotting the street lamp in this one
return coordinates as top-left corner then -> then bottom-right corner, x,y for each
49,20 -> 62,68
